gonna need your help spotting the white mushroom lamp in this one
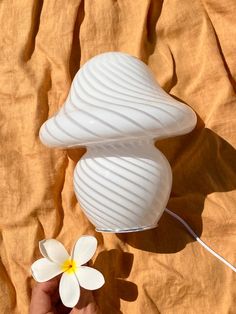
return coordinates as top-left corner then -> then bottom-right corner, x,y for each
39,52 -> 197,233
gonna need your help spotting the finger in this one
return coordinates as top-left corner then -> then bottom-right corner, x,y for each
30,284 -> 53,314
70,289 -> 100,314
39,275 -> 61,294
29,276 -> 60,314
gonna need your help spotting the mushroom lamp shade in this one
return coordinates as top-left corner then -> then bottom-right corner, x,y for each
39,52 -> 197,233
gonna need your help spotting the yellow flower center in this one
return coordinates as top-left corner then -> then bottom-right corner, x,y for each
61,259 -> 77,274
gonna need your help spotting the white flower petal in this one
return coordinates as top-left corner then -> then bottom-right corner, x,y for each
76,266 -> 105,290
39,239 -> 69,264
59,272 -> 80,308
39,240 -> 50,259
31,258 -> 62,282
72,236 -> 97,266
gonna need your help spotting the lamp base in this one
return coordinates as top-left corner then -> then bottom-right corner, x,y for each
74,140 -> 172,233
96,223 -> 158,233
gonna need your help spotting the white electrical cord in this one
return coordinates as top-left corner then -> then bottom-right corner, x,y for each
164,208 -> 236,273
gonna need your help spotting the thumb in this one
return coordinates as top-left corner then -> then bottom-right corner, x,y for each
29,276 -> 60,314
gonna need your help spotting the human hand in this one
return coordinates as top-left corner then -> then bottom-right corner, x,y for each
29,276 -> 100,314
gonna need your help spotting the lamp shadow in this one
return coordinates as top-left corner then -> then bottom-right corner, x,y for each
92,249 -> 138,314
117,126 -> 236,253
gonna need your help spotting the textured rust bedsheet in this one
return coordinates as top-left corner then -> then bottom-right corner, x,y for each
0,0 -> 236,313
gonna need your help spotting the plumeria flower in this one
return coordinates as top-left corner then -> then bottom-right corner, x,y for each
31,236 -> 105,307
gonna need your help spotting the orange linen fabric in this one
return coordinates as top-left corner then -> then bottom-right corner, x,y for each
0,0 -> 236,313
